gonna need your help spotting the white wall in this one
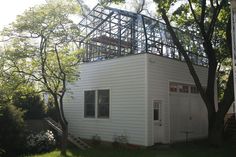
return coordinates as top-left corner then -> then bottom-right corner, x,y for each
64,54 -> 147,146
64,53 -> 209,146
146,54 -> 208,145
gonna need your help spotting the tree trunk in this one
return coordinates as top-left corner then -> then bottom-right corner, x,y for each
208,113 -> 224,146
53,95 -> 68,156
208,70 -> 234,146
158,3 -> 234,148
61,123 -> 68,156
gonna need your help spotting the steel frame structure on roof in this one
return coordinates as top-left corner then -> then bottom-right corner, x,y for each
78,4 -> 208,66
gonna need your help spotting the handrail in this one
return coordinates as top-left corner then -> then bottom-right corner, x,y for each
44,117 -> 91,150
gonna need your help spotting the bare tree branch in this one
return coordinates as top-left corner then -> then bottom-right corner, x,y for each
207,0 -> 227,40
200,0 -> 206,26
210,0 -> 216,9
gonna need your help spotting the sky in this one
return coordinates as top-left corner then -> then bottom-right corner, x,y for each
0,0 -> 159,30
0,0 -> 98,30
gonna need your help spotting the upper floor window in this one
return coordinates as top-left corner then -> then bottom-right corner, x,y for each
179,84 -> 189,93
190,86 -> 199,93
169,82 -> 178,92
169,82 -> 202,94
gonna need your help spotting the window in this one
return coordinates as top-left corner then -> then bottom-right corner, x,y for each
153,100 -> 161,121
84,91 -> 95,118
170,82 -> 189,93
84,89 -> 110,119
169,82 -> 178,92
190,86 -> 199,93
169,82 -> 202,94
98,90 -> 110,118
179,84 -> 189,93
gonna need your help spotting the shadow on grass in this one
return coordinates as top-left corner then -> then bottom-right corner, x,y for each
67,141 -> 236,157
24,140 -> 236,157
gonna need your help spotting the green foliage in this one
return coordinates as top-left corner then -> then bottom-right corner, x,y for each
155,0 -> 232,101
0,105 -> 4,156
91,134 -> 101,146
0,57 -> 45,119
102,0 -> 125,5
0,0 -> 82,154
46,97 -> 60,122
0,104 -> 2,117
0,104 -> 26,155
154,0 -> 178,11
0,53 -> 37,104
0,148 -> 5,156
13,93 -> 47,119
1,0 -> 81,95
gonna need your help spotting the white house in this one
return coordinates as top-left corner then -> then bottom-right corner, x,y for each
63,5 -> 209,146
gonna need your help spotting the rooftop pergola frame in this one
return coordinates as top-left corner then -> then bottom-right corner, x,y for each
78,4 -> 208,66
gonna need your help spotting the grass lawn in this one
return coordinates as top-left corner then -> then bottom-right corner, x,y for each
25,141 -> 236,157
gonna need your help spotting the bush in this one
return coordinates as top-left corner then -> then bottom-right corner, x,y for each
26,130 -> 56,153
112,135 -> 129,148
46,97 -> 59,122
0,148 -> 5,156
0,104 -> 26,154
91,134 -> 101,146
13,93 -> 47,119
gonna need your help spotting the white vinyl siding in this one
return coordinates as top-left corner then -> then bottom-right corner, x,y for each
146,54 -> 208,145
64,54 -> 146,146
64,53 -> 209,146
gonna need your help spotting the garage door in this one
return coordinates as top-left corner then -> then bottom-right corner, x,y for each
169,82 -> 208,143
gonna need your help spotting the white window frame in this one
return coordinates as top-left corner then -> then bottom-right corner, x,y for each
83,89 -> 110,119
169,82 -> 204,94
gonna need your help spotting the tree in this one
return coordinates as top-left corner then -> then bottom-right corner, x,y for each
153,0 -> 233,145
1,0 -> 81,155
98,0 -> 152,14
76,0 -> 91,17
108,0 -> 234,145
0,100 -> 4,156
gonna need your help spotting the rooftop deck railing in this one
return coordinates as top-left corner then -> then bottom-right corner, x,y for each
78,4 -> 208,66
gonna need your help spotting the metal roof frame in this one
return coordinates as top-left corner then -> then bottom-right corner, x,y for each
78,4 -> 208,66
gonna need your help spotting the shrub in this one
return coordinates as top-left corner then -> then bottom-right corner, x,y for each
26,130 -> 56,153
0,148 -> 5,156
112,135 -> 129,148
0,104 -> 26,154
13,93 -> 47,119
91,134 -> 101,146
46,97 -> 59,122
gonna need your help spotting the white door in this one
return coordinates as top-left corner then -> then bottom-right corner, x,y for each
153,100 -> 162,144
170,93 -> 190,142
169,82 -> 208,143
